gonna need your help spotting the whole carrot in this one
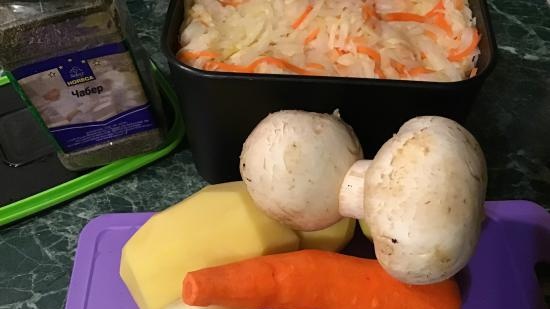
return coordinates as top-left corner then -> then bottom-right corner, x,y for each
182,250 -> 461,309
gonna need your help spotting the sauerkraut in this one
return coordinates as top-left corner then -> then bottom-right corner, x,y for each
178,0 -> 480,82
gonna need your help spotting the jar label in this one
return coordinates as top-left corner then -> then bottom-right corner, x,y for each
11,42 -> 157,153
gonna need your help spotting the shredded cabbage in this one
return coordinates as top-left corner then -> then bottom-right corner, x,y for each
179,0 -> 479,82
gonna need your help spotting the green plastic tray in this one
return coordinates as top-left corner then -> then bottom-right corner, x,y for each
0,75 -> 8,87
0,63 -> 184,226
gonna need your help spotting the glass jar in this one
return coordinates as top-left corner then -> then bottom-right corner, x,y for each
0,0 -> 166,170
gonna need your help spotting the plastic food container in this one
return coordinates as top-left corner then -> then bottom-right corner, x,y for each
0,62 -> 185,226
162,0 -> 497,183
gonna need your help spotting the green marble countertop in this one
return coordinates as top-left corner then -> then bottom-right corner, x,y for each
1,0 -> 549,308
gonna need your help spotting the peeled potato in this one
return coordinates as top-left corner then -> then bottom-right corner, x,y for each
358,219 -> 372,240
296,218 -> 356,251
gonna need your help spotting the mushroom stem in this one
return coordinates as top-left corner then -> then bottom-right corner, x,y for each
338,160 -> 372,219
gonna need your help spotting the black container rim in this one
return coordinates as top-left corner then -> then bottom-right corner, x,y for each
161,0 -> 497,90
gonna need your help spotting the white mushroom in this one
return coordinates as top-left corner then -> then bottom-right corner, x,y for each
241,111 -> 486,285
240,110 -> 363,231
338,159 -> 371,219
356,116 -> 486,284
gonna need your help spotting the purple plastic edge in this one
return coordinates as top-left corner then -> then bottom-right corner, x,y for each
64,213 -> 154,309
64,200 -> 550,309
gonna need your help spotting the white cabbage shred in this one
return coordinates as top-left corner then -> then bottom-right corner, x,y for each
179,0 -> 480,82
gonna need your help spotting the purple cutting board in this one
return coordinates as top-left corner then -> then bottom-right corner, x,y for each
65,200 -> 550,309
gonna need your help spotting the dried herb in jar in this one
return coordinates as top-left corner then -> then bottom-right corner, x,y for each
0,0 -> 166,171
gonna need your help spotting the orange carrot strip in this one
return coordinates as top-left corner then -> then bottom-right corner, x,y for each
425,0 -> 445,17
204,61 -> 251,73
408,66 -> 435,76
431,13 -> 453,36
218,0 -> 241,6
357,46 -> 385,78
178,50 -> 220,62
279,60 -> 312,75
424,30 -> 438,41
383,12 -> 426,23
382,4 -> 453,37
448,30 -> 480,61
337,48 -> 348,55
357,46 -> 381,64
469,67 -> 478,78
292,4 -> 314,29
248,56 -> 312,75
305,63 -> 325,70
390,59 -> 406,76
362,4 -> 378,20
424,1 -> 453,36
304,28 -> 320,45
182,250 -> 462,309
203,56 -> 312,75
374,68 -> 386,79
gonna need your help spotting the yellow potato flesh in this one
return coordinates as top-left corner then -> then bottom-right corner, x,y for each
296,218 -> 356,251
120,182 -> 300,309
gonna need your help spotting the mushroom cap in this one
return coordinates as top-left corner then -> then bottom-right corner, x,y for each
240,110 -> 363,231
364,116 -> 487,284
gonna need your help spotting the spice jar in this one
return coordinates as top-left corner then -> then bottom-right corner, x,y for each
0,0 -> 166,171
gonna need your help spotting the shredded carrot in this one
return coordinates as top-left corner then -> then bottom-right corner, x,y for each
448,29 -> 480,61
357,46 -> 381,64
382,12 -> 426,23
249,56 -> 312,75
204,56 -> 313,75
431,13 -> 453,36
424,30 -> 438,41
423,2 -> 453,36
335,48 -> 349,56
454,0 -> 465,10
425,0 -> 445,17
375,68 -> 386,79
362,4 -> 378,20
204,61 -> 251,73
304,28 -> 320,45
281,61 -> 312,75
182,250 -> 462,309
305,63 -> 325,70
178,50 -> 219,62
390,59 -> 406,76
469,67 -> 478,78
356,46 -> 385,78
408,66 -> 435,76
292,4 -> 314,29
381,2 -> 452,37
218,0 -> 241,6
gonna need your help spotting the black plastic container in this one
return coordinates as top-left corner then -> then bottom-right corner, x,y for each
162,0 -> 497,184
